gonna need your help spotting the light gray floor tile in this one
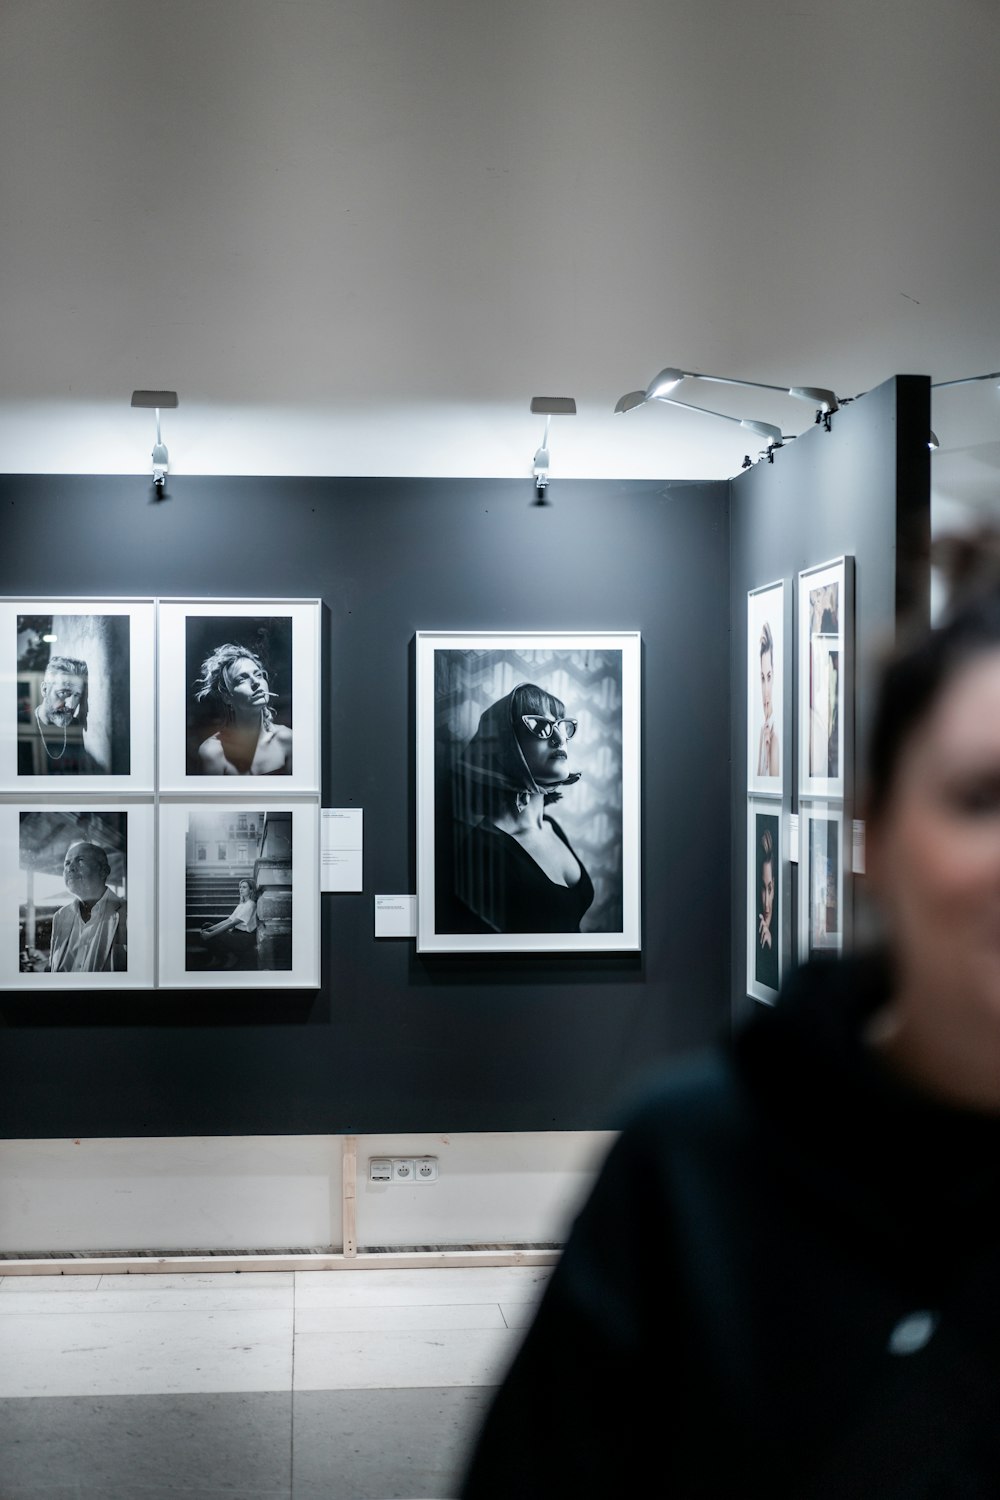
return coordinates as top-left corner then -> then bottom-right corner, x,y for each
294,1302 -> 506,1335
0,1391 -> 292,1493
292,1386 -> 495,1500
0,1285 -> 293,1315
293,1266 -> 552,1309
0,1275 -> 102,1294
98,1272 -> 294,1292
0,1308 -> 293,1397
293,1326 -> 520,1392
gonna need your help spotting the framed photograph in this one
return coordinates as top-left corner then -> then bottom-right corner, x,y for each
415,631 -> 641,954
797,557 -> 854,799
158,801 -> 320,988
747,579 -> 785,796
798,802 -> 846,961
0,804 -> 154,989
746,801 -> 781,1004
0,599 -> 155,791
157,599 -> 320,794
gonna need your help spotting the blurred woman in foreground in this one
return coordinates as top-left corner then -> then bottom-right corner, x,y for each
460,534 -> 1000,1497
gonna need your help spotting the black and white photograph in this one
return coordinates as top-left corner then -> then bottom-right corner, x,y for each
746,802 -> 781,1003
415,631 -> 641,953
0,804 -> 155,989
156,599 -> 321,794
799,804 -> 844,961
158,802 -> 320,988
797,557 -> 853,799
747,580 -> 784,795
184,808 -> 292,973
0,599 -> 155,791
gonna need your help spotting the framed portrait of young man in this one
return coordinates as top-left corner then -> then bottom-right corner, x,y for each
747,579 -> 785,797
0,803 -> 155,989
746,800 -> 781,1004
157,801 -> 320,989
797,557 -> 854,800
157,599 -> 321,795
415,630 -> 641,954
0,598 -> 155,792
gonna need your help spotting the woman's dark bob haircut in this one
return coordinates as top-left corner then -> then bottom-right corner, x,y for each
866,531 -> 1000,821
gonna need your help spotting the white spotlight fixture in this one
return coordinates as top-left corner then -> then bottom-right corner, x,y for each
647,394 -> 790,465
131,389 -> 178,490
621,366 -> 841,430
931,371 -> 1000,390
529,396 -> 576,492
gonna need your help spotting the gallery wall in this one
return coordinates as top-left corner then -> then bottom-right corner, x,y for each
0,475 -> 732,1137
728,374 -> 932,1021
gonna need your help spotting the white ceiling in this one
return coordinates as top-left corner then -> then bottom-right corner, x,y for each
2,0 -> 999,519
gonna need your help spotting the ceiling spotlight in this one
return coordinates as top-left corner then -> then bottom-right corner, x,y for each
622,366 -> 841,427
931,371 -> 1000,390
131,389 -> 178,490
929,430 -> 940,451
653,395 -> 790,464
529,397 -> 576,493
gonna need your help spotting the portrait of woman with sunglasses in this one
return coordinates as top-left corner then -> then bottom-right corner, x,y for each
450,681 -> 595,933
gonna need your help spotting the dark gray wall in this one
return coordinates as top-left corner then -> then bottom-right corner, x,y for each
0,475 -> 732,1137
729,374 -> 931,1023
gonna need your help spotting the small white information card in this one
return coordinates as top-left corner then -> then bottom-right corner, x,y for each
321,808 -> 363,892
375,894 -> 417,938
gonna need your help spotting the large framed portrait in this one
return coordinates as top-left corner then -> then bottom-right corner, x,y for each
0,598 -> 155,791
0,804 -> 155,989
157,801 -> 320,988
746,801 -> 781,1004
157,600 -> 320,794
797,557 -> 854,799
797,802 -> 846,962
747,579 -> 785,796
415,631 -> 641,954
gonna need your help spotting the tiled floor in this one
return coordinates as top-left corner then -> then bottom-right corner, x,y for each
0,1264 -> 553,1500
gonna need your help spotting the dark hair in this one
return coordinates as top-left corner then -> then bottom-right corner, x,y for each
866,532 -> 1000,821
759,621 -> 774,664
759,827 -> 774,873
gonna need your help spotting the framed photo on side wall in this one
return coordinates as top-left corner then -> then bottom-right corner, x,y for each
797,557 -> 854,800
746,800 -> 781,1004
747,579 -> 785,796
415,631 -> 641,954
797,802 -> 846,962
0,598 -> 155,792
157,599 -> 321,795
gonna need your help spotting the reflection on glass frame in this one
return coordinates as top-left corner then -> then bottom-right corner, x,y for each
415,631 -> 641,954
0,599 -> 155,792
0,804 -> 155,989
798,803 -> 845,962
797,557 -> 854,799
746,801 -> 781,1004
747,579 -> 785,797
158,802 -> 320,989
157,599 -> 321,794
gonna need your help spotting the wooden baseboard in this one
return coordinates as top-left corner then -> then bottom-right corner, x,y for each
0,1246 -> 561,1277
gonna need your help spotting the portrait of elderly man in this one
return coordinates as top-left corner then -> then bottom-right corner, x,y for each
48,839 -> 127,972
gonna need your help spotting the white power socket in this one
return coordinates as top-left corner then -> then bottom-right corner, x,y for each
368,1156 -> 438,1184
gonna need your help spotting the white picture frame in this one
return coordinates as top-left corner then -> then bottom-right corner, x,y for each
746,800 -> 781,1004
158,800 -> 320,989
157,599 -> 320,794
415,630 -> 641,954
0,803 -> 155,989
747,579 -> 785,797
0,598 -> 155,792
797,557 -> 854,800
797,801 -> 846,961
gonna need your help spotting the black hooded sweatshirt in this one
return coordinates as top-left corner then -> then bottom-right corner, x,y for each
459,954 -> 1000,1498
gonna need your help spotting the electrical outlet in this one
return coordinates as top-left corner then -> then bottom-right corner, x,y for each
415,1156 -> 438,1181
392,1157 -> 415,1182
369,1157 -> 393,1183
